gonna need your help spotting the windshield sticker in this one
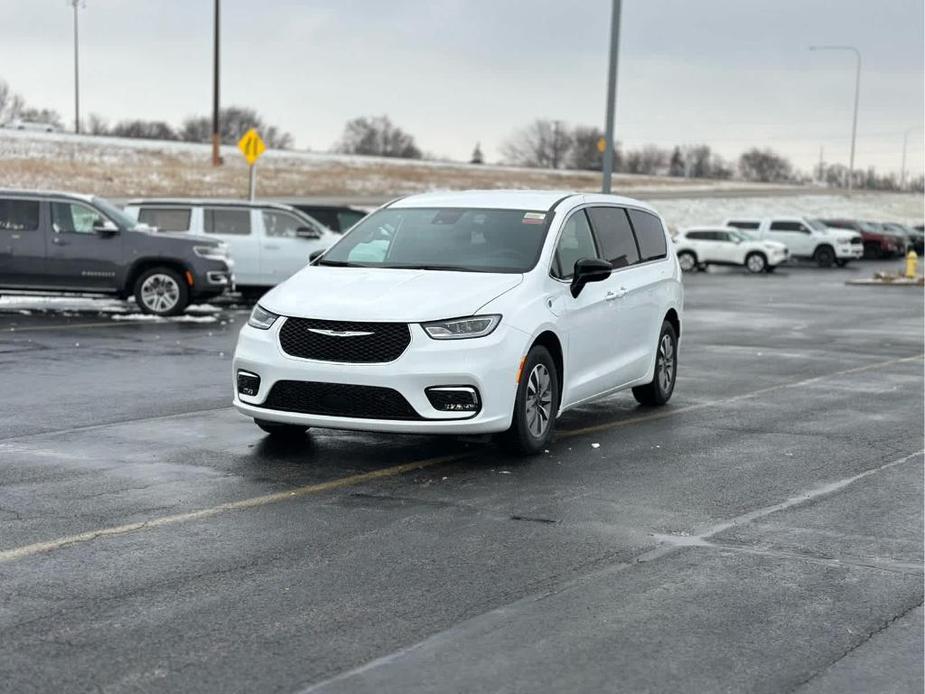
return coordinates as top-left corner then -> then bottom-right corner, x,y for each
522,212 -> 546,225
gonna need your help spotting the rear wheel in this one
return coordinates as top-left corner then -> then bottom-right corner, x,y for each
501,346 -> 559,456
633,321 -> 678,407
745,252 -> 767,274
677,251 -> 697,272
254,419 -> 309,438
814,245 -> 835,268
134,267 -> 189,316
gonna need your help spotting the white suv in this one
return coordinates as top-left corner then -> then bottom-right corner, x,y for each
123,199 -> 339,295
232,190 -> 684,455
723,216 -> 863,267
674,227 -> 788,273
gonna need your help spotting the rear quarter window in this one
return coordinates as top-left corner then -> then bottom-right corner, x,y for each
0,199 -> 40,231
138,207 -> 192,232
727,220 -> 759,230
628,209 -> 667,261
204,208 -> 251,235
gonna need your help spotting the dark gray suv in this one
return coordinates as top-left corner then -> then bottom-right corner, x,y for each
0,190 -> 233,316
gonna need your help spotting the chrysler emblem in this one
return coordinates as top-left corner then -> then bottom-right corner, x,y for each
308,328 -> 374,338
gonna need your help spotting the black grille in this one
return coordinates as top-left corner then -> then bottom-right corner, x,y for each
279,318 -> 410,363
259,380 -> 422,420
851,237 -> 862,245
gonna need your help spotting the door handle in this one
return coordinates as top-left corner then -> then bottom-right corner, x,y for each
263,244 -> 280,250
53,237 -> 68,246
605,287 -> 627,301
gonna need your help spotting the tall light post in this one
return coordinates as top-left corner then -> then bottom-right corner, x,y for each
900,127 -> 919,190
809,45 -> 861,191
69,0 -> 85,134
211,0 -> 221,166
601,0 -> 622,194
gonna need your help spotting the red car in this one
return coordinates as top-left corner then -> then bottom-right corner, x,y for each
821,219 -> 905,258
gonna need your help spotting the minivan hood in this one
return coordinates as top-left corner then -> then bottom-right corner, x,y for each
261,266 -> 524,322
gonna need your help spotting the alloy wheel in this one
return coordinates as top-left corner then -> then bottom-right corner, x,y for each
525,363 -> 553,438
747,254 -> 766,273
140,273 -> 180,314
657,333 -> 675,393
678,253 -> 696,272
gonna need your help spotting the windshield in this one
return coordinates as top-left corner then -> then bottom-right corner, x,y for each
805,218 -> 828,232
93,196 -> 140,230
317,207 -> 550,273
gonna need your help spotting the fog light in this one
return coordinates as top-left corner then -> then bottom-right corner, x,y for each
237,371 -> 261,397
426,386 -> 481,414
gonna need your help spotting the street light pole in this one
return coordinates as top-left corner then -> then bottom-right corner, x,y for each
900,127 -> 918,190
809,45 -> 861,191
70,0 -> 84,134
601,0 -> 622,194
211,0 -> 221,166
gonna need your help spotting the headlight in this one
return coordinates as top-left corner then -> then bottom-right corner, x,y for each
421,315 -> 501,340
194,244 -> 229,260
247,305 -> 279,330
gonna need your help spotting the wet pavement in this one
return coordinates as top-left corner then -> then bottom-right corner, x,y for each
0,259 -> 922,693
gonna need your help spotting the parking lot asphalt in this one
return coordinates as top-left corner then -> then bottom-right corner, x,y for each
0,259 -> 922,694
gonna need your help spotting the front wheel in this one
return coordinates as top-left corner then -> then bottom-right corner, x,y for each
633,321 -> 678,407
677,251 -> 697,272
134,267 -> 189,316
814,245 -> 835,268
835,259 -> 849,268
745,252 -> 767,274
501,345 -> 559,455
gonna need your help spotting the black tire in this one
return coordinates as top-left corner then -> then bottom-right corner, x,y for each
835,259 -> 849,268
633,321 -> 678,407
254,419 -> 309,437
745,252 -> 767,274
765,265 -> 776,273
814,245 -> 835,268
501,345 -> 559,455
133,266 -> 189,316
677,251 -> 697,272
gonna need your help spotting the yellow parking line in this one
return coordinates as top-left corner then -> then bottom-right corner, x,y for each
0,454 -> 464,564
1,352 -> 920,564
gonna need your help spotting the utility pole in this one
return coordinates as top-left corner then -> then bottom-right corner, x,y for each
601,0 -> 622,194
817,146 -> 824,183
70,0 -> 84,134
809,45 -> 861,191
211,0 -> 221,166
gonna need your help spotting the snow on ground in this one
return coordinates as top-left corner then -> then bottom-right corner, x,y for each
0,295 -> 229,320
654,192 -> 924,229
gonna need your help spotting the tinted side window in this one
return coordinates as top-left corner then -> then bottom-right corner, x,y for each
686,231 -> 707,240
204,208 -> 251,235
587,207 -> 639,268
553,210 -> 598,280
337,210 -> 366,231
138,207 -> 191,231
628,209 -> 667,260
727,220 -> 759,230
0,199 -> 40,231
769,221 -> 807,233
262,210 -> 305,238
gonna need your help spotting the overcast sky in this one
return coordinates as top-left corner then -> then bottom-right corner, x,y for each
1,0 -> 922,175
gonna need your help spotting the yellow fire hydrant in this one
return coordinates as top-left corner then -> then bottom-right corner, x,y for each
905,249 -> 918,279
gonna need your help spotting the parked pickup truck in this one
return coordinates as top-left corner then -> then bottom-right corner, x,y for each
723,216 -> 863,267
0,190 -> 233,315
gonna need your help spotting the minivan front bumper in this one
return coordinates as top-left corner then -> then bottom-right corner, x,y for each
232,319 -> 529,434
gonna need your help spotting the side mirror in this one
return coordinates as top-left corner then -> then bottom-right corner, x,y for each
570,257 -> 612,298
308,249 -> 325,264
296,226 -> 322,240
94,219 -> 119,235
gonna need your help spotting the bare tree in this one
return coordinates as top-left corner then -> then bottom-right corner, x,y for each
335,115 -> 422,159
569,126 -> 605,171
738,148 -> 793,182
180,106 -> 293,148
501,119 -> 572,169
17,107 -> 62,127
668,146 -> 685,177
111,119 -> 178,140
623,145 -> 668,175
470,142 -> 484,164
86,113 -> 109,135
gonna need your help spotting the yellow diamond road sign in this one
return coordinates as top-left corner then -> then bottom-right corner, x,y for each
597,136 -> 607,154
238,128 -> 266,166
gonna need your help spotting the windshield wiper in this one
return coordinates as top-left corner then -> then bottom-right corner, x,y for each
384,264 -> 484,272
317,259 -> 365,267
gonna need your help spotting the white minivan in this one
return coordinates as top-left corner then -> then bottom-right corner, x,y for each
123,200 -> 339,294
232,190 -> 684,455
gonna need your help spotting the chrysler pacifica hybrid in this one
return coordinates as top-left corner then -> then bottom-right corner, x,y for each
232,190 -> 683,454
